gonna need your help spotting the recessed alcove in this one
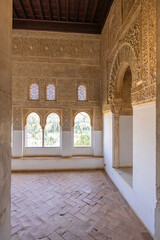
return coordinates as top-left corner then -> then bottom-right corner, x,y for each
115,167 -> 133,187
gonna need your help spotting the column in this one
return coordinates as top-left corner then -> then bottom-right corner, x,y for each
113,99 -> 122,168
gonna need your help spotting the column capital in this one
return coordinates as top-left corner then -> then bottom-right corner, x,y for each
113,98 -> 123,115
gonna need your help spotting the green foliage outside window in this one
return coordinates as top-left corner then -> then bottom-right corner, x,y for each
74,112 -> 91,146
26,112 -> 42,147
44,113 -> 60,147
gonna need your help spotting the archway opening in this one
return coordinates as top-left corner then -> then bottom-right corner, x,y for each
114,66 -> 133,170
74,112 -> 91,147
44,113 -> 60,147
25,112 -> 42,147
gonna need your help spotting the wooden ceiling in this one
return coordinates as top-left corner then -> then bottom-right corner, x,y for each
13,0 -> 114,34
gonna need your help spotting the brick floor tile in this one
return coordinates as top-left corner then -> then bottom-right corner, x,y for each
49,231 -> 64,240
80,204 -> 92,214
58,205 -> 72,216
68,219 -> 84,235
76,230 -> 95,240
11,171 -> 153,240
141,232 -> 154,240
75,212 -> 90,222
82,198 -> 96,206
90,203 -> 101,213
62,230 -> 80,240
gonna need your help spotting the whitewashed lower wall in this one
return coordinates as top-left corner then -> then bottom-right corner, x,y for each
103,112 -> 114,168
72,147 -> 93,155
103,103 -> 156,235
12,130 -> 23,157
24,147 -> 61,156
119,116 -> 133,167
12,130 -> 103,157
12,157 -> 104,171
61,131 -> 72,157
93,131 -> 103,156
133,103 -> 156,235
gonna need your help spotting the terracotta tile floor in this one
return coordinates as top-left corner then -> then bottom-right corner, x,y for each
11,171 -> 153,240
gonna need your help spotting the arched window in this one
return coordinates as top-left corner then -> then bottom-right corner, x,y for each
44,113 -> 60,147
46,84 -> 55,100
74,112 -> 91,147
78,85 -> 87,101
29,83 -> 39,100
26,112 -> 42,147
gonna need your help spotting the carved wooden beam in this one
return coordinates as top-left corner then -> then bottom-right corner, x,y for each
18,0 -> 26,18
36,0 -> 44,20
99,0 -> 114,30
56,0 -> 60,21
13,18 -> 100,34
13,8 -> 18,18
46,0 -> 52,20
26,0 -> 35,19
83,0 -> 89,22
74,0 -> 78,22
66,0 -> 69,21
91,0 -> 98,22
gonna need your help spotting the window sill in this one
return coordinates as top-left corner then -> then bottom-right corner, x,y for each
74,146 -> 91,148
114,167 -> 133,187
25,147 -> 60,148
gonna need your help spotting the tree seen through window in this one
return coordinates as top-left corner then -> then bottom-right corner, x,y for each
44,113 -> 60,147
26,112 -> 42,147
74,112 -> 91,146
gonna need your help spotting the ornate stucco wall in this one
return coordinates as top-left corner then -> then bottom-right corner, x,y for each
101,0 -> 157,236
12,30 -> 102,132
101,0 -> 156,112
12,30 -> 103,157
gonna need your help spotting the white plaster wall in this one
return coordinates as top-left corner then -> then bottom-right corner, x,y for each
24,147 -> 61,156
12,157 -> 104,171
12,129 -> 103,157
103,104 -> 156,235
72,147 -> 93,155
61,131 -> 72,157
103,112 -> 114,168
119,116 -> 133,167
133,103 -> 156,234
12,130 -> 23,157
93,131 -> 103,156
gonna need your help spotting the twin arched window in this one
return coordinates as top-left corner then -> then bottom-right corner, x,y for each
29,83 -> 56,101
25,111 -> 91,148
26,112 -> 60,147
